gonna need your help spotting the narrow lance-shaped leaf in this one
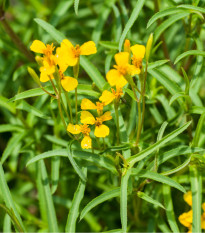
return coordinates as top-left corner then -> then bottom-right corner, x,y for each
174,50 -> 205,64
127,121 -> 191,167
80,187 -> 120,220
119,0 -> 146,51
65,167 -> 87,233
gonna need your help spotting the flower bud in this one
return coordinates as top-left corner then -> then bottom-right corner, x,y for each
27,67 -> 41,86
124,39 -> 130,53
145,33 -> 153,62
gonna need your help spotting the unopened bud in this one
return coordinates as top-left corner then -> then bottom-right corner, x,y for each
35,56 -> 43,66
124,39 -> 131,53
27,67 -> 41,86
145,33 -> 153,62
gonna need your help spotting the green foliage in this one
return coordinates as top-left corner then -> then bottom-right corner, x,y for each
0,0 -> 205,232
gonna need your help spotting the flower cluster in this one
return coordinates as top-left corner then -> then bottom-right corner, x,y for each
30,39 -> 96,91
178,191 -> 205,232
29,37 -> 146,150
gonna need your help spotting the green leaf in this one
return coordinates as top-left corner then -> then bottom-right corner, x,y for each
0,124 -> 24,133
71,84 -> 100,98
174,50 -> 205,64
9,86 -> 53,102
80,187 -> 120,220
147,60 -> 169,70
0,162 -> 26,232
51,157 -> 60,194
92,0 -> 117,45
120,169 -> 131,233
65,167 -> 87,233
0,96 -> 16,114
34,18 -> 65,43
3,214 -> 11,233
190,166 -> 202,233
192,112 -> 205,147
127,121 -> 191,167
16,100 -> 50,119
163,185 -> 180,233
124,88 -> 136,101
99,41 -> 118,50
119,0 -> 146,51
26,149 -> 116,173
147,7 -> 186,28
177,4 -> 205,14
161,155 -> 191,176
67,144 -> 87,182
169,92 -> 190,106
189,106 -> 205,115
80,57 -> 106,91
132,169 -> 186,193
1,131 -> 27,164
39,160 -> 59,232
74,0 -> 80,15
154,12 -> 189,43
137,191 -> 165,209
148,68 -> 182,95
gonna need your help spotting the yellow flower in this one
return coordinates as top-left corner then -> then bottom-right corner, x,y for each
178,191 -> 205,232
80,111 -> 112,137
39,58 -> 56,82
56,39 -> 97,71
99,88 -> 123,105
30,40 -> 55,57
81,99 -> 104,115
58,70 -> 78,92
184,191 -> 192,206
106,52 -> 138,88
67,123 -> 92,149
131,44 -> 145,74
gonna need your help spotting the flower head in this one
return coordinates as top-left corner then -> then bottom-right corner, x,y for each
67,123 -> 92,149
80,111 -> 112,137
106,52 -> 138,88
81,99 -> 104,115
99,88 -> 123,105
30,40 -> 55,57
131,44 -> 145,74
56,39 -> 97,72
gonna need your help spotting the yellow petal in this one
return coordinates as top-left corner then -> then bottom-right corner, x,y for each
81,136 -> 92,149
116,75 -> 128,88
114,52 -> 129,66
128,64 -> 141,75
67,123 -> 81,134
81,99 -> 97,110
178,210 -> 192,228
202,203 -> 205,212
100,111 -> 112,122
184,191 -> 192,206
106,69 -> 122,87
61,76 -> 78,92
94,124 -> 109,138
80,41 -> 97,55
30,40 -> 46,53
80,111 -> 95,125
39,72 -> 50,82
60,39 -> 78,66
131,44 -> 145,59
99,90 -> 115,105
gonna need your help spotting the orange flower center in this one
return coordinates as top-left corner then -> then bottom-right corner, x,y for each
73,44 -> 81,58
111,88 -> 123,99
114,65 -> 128,76
80,124 -> 90,135
132,56 -> 142,69
95,117 -> 103,127
43,43 -> 55,57
96,102 -> 104,112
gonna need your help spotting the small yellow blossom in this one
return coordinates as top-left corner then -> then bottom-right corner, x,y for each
99,88 -> 123,105
67,123 -> 92,149
39,58 -> 56,82
106,52 -> 138,88
131,44 -> 145,74
56,39 -> 97,71
81,99 -> 104,115
179,191 -> 205,233
124,39 -> 131,53
80,111 -> 112,137
30,40 -> 55,57
59,70 -> 78,92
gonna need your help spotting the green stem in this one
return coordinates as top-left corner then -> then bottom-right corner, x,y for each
73,59 -> 80,124
114,101 -> 120,145
63,90 -> 73,124
135,101 -> 141,146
